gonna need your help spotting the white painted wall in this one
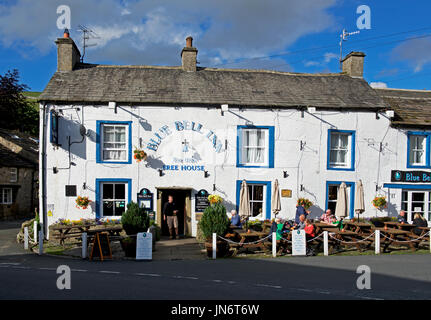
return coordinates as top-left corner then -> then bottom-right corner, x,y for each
41,103 -> 412,236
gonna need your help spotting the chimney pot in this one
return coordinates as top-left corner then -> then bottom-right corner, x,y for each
63,28 -> 70,38
341,51 -> 366,78
186,36 -> 193,48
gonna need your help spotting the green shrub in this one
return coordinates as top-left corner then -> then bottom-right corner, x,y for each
149,220 -> 161,241
121,202 -> 150,235
198,203 -> 230,240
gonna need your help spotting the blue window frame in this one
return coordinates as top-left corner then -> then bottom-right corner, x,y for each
50,110 -> 59,145
96,121 -> 132,164
236,125 -> 274,168
95,178 -> 132,218
327,129 -> 355,171
325,181 -> 355,219
407,131 -> 431,168
236,180 -> 272,219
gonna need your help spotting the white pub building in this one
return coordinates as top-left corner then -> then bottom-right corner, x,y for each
38,32 -> 431,237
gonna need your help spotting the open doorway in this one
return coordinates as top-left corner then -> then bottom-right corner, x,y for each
158,189 -> 192,237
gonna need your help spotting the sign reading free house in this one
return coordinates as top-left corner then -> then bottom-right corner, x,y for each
146,120 -> 225,170
391,170 -> 431,183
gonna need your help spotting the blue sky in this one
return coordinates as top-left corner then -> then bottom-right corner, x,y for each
0,0 -> 430,92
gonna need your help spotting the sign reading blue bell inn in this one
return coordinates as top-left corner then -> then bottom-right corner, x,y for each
145,120 -> 224,172
391,170 -> 431,183
146,120 -> 223,153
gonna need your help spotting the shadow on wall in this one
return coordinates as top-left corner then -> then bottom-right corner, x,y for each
308,205 -> 324,219
57,116 -> 87,160
145,155 -> 165,170
386,202 -> 399,218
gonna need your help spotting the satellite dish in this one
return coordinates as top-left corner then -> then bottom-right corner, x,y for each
79,124 -> 87,137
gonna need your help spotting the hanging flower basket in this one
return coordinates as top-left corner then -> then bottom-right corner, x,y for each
75,196 -> 91,209
208,194 -> 223,205
133,148 -> 147,162
297,198 -> 313,210
372,196 -> 387,210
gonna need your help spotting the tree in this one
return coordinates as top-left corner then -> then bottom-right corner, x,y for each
0,69 -> 39,136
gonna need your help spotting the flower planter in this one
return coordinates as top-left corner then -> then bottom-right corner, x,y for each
205,240 -> 229,258
120,237 -> 137,258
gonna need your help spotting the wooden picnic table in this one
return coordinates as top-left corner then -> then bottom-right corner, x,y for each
323,228 -> 373,252
229,230 -> 271,256
375,227 -> 418,252
343,221 -> 374,234
51,224 -> 122,246
314,222 -> 338,234
384,221 -> 417,231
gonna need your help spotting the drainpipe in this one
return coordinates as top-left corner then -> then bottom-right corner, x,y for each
40,102 -> 47,237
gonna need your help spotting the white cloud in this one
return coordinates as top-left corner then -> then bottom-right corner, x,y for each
392,37 -> 431,73
369,82 -> 388,89
0,0 -> 337,67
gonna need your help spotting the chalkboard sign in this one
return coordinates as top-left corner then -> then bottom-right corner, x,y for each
90,232 -> 112,261
195,189 -> 210,213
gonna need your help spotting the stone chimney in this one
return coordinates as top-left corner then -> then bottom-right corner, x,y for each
181,36 -> 198,72
55,29 -> 81,72
341,51 -> 365,78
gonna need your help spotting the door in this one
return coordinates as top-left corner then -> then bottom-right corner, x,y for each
158,189 -> 192,237
401,190 -> 431,223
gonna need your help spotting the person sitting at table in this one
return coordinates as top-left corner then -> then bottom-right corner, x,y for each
320,209 -> 333,224
304,219 -> 316,239
330,215 -> 343,230
397,210 -> 407,223
230,210 -> 242,227
295,204 -> 310,224
412,213 -> 428,236
294,214 -> 306,230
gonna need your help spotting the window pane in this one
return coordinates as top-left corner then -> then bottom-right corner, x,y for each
103,201 -> 114,216
402,191 -> 408,202
328,185 -> 338,201
339,135 -> 348,148
115,184 -> 126,199
251,202 -> 263,217
115,201 -> 126,216
412,192 -> 424,202
253,185 -> 264,201
102,184 -> 113,199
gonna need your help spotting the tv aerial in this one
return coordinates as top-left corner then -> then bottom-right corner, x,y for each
77,25 -> 100,63
339,28 -> 360,70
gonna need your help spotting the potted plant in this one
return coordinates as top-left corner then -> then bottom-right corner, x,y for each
133,147 -> 147,162
75,196 -> 91,209
120,202 -> 150,257
198,195 -> 231,258
297,197 -> 313,210
372,196 -> 387,211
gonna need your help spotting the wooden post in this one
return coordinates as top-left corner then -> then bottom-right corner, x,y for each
212,233 -> 216,260
323,231 -> 328,256
38,230 -> 44,255
375,230 -> 380,255
24,227 -> 29,250
82,232 -> 87,259
272,232 -> 276,257
34,221 -> 38,243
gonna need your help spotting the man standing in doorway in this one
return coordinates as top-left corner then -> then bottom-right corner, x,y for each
163,195 -> 179,239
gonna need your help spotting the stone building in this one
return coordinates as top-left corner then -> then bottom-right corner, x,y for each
0,129 -> 38,220
38,31 -> 430,236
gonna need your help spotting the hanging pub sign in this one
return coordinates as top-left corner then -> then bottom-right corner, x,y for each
137,188 -> 153,211
391,170 -> 431,183
195,189 -> 210,213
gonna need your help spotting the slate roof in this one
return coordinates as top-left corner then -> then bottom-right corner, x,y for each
374,88 -> 431,127
0,129 -> 39,166
0,145 -> 36,168
39,64 -> 386,110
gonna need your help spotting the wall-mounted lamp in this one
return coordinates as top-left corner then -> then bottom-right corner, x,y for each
301,110 -> 305,118
283,171 -> 289,178
158,169 -> 164,177
221,104 -> 229,116
213,184 -> 216,191
53,167 -> 58,174
375,112 -> 380,120
204,171 -> 209,178
83,182 -> 86,190
300,184 -> 304,191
